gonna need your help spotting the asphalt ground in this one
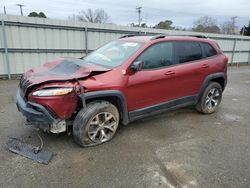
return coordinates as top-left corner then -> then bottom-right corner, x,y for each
0,66 -> 250,188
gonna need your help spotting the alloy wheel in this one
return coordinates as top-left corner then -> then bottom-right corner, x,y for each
88,112 -> 118,143
205,88 -> 220,111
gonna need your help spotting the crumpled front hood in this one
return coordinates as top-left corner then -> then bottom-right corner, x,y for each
23,57 -> 110,86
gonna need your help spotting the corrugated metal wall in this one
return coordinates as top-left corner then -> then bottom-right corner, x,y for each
1,14 -> 250,79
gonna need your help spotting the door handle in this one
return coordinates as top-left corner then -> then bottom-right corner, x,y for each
202,64 -> 209,68
164,71 -> 175,76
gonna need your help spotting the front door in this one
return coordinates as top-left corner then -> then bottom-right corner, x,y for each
125,42 -> 177,111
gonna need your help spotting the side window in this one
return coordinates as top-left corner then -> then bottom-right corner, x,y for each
136,42 -> 174,69
175,42 -> 203,64
202,43 -> 217,57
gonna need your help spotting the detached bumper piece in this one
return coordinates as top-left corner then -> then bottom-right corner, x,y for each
6,138 -> 53,165
16,89 -> 56,131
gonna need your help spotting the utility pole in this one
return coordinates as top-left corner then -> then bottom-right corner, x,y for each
3,6 -> 6,14
231,16 -> 237,34
242,26 -> 245,36
16,4 -> 24,16
136,6 -> 142,27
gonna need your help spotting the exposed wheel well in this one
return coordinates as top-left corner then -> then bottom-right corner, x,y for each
211,77 -> 225,90
85,96 -> 124,122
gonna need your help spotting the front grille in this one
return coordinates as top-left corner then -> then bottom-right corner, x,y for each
19,75 -> 32,98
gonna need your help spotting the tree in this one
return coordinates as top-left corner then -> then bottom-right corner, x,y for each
28,12 -> 47,18
69,9 -> 109,23
221,22 -> 234,34
129,22 -> 147,28
154,20 -> 174,30
175,26 -> 187,31
28,12 -> 38,17
38,12 -> 46,18
141,23 -> 148,28
192,16 -> 220,33
129,23 -> 139,27
240,21 -> 250,36
220,17 -> 238,34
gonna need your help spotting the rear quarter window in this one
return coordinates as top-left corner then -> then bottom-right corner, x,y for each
201,42 -> 217,58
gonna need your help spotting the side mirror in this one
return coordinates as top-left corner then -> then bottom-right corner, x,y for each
130,61 -> 144,72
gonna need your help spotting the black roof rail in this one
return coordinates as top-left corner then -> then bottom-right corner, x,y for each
192,35 -> 207,38
119,34 -> 137,39
150,34 -> 166,40
150,34 -> 207,40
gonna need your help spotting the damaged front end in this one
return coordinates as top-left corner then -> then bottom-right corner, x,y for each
16,57 -> 110,134
16,86 -> 69,134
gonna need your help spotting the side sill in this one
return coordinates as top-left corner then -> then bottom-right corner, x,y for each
129,96 -> 196,122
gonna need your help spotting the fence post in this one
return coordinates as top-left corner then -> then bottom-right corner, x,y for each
85,27 -> 88,55
231,38 -> 236,65
248,44 -> 250,65
1,19 -> 11,80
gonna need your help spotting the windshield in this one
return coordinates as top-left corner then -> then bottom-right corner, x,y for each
84,40 -> 144,68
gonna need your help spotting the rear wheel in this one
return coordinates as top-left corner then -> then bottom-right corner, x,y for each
195,82 -> 222,114
73,101 -> 119,147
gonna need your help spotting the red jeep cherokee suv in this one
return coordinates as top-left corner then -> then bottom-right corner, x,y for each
16,35 -> 228,147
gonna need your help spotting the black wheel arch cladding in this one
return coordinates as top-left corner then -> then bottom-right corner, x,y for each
84,90 -> 129,125
196,72 -> 225,104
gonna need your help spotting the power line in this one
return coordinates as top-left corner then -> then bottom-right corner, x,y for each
16,4 -> 24,16
136,6 -> 142,27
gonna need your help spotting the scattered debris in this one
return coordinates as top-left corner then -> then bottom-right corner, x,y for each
6,135 -> 53,165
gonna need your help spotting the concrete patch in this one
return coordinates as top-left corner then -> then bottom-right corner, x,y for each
155,137 -> 213,187
241,80 -> 250,84
146,159 -> 198,188
221,113 -> 242,123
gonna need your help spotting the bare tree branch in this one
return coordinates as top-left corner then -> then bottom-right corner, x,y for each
192,16 -> 220,33
69,8 -> 110,24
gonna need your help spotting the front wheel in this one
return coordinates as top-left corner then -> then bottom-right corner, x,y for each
195,82 -> 222,114
73,101 -> 119,147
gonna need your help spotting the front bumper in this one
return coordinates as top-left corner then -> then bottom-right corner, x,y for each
16,88 -> 56,129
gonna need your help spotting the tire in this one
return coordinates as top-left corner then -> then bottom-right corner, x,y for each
73,101 -> 120,147
195,82 -> 222,114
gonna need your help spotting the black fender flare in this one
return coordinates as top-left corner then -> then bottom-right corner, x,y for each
196,72 -> 225,104
82,90 -> 129,125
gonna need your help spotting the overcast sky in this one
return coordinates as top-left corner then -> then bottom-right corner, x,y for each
1,0 -> 250,28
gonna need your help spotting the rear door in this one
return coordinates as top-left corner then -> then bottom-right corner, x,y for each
125,40 -> 209,112
171,41 -> 207,97
200,42 -> 220,76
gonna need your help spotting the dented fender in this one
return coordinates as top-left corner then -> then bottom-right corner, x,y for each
28,92 -> 78,119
